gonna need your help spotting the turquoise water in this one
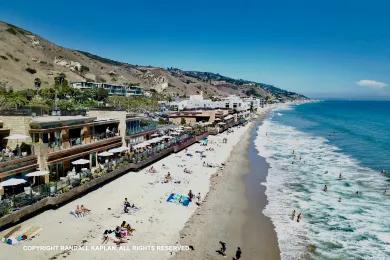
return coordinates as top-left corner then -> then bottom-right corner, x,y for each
277,101 -> 390,172
256,101 -> 390,259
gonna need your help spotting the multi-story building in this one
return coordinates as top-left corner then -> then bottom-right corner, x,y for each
70,82 -> 144,96
29,116 -> 122,178
125,114 -> 159,146
169,94 -> 262,112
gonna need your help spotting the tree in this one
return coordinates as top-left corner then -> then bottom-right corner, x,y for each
5,92 -> 28,109
34,78 -> 41,88
95,88 -> 109,101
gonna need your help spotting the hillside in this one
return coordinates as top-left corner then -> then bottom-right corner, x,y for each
0,21 -> 305,100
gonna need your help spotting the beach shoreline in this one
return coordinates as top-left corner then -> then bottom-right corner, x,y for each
172,108 -> 280,260
0,115 -> 255,260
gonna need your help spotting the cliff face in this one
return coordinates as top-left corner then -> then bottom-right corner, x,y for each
0,21 -> 304,100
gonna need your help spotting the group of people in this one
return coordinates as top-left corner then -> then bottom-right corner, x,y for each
187,190 -> 201,205
71,204 -> 91,217
163,172 -> 173,183
216,241 -> 242,259
102,220 -> 135,245
1,145 -> 18,159
291,209 -> 303,223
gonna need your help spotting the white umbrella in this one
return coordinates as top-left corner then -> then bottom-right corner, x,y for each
4,134 -> 30,140
25,170 -> 49,177
151,133 -> 159,137
72,159 -> 90,165
5,134 -> 31,156
0,178 -> 27,187
98,151 -> 114,157
109,147 -> 128,153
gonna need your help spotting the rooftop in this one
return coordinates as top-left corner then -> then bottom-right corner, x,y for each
30,116 -> 118,130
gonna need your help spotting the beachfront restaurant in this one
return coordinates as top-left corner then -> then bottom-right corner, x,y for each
125,115 -> 159,147
29,116 -> 122,190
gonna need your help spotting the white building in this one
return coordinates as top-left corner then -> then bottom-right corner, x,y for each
169,94 -> 262,112
70,82 -> 144,97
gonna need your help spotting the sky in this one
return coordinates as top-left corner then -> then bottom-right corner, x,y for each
1,0 -> 390,99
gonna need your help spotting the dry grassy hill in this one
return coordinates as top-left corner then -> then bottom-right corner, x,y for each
0,21 -> 301,100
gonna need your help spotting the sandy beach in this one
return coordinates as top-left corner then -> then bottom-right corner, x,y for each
0,117 -> 258,259
172,109 -> 280,260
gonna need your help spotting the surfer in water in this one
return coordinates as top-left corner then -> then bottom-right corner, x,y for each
291,209 -> 296,220
323,185 -> 328,192
338,173 -> 342,180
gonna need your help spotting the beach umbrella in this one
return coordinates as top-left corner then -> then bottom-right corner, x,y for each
72,159 -> 90,165
151,133 -> 159,137
25,170 -> 49,177
109,147 -> 128,153
4,134 -> 30,140
0,178 -> 27,200
72,159 -> 90,179
98,151 -> 114,157
0,178 -> 27,187
26,170 -> 49,191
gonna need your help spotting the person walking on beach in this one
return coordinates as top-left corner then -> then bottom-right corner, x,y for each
196,192 -> 201,206
233,247 -> 242,260
188,190 -> 194,202
291,209 -> 296,220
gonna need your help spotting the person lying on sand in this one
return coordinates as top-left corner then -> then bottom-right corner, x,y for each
164,172 -> 172,183
80,205 -> 90,214
184,168 -> 192,174
102,230 -> 111,244
148,166 -> 157,173
124,198 -> 132,213
72,205 -> 83,217
121,221 -> 135,235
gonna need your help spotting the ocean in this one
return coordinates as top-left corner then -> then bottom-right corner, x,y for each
255,101 -> 390,259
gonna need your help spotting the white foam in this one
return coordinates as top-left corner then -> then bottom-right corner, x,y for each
255,119 -> 390,259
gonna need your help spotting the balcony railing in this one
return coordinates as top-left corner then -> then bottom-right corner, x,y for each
47,132 -> 119,153
0,130 -> 208,219
126,124 -> 157,136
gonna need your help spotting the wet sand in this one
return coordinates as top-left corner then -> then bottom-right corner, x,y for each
172,112 -> 280,260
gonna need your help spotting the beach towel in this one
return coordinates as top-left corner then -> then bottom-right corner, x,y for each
167,193 -> 190,206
